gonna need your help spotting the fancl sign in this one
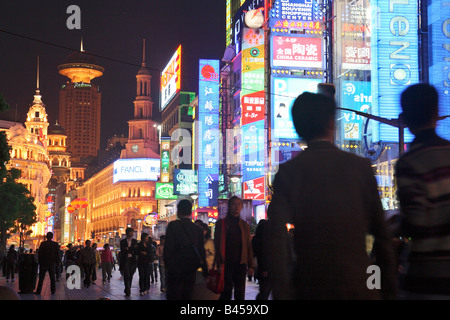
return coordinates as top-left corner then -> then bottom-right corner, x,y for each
371,0 -> 418,143
113,158 -> 160,183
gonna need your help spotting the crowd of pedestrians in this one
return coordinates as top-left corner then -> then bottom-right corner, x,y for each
1,83 -> 448,300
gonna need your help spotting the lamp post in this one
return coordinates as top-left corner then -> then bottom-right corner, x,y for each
229,174 -> 242,197
136,218 -> 142,240
190,193 -> 199,217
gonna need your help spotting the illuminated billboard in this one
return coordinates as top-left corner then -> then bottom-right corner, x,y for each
371,0 -> 418,142
113,158 -> 160,183
339,0 -> 371,71
243,176 -> 265,201
198,59 -> 220,207
269,0 -> 324,30
340,81 -> 372,141
271,35 -> 323,69
160,45 -> 181,111
428,0 -> 450,140
241,27 -> 266,186
271,77 -> 321,140
173,169 -> 198,195
160,138 -> 171,183
155,183 -> 177,200
230,0 -> 265,55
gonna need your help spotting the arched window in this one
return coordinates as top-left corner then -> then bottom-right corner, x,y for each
138,128 -> 143,139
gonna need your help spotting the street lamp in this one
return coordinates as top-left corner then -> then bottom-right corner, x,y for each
190,193 -> 199,216
136,218 -> 142,240
229,174 -> 242,197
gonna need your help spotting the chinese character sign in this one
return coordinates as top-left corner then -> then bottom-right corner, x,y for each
198,59 -> 220,207
271,35 -> 322,69
160,139 -> 171,183
242,28 -> 266,188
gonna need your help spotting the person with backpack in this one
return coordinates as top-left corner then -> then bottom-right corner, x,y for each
164,199 -> 206,300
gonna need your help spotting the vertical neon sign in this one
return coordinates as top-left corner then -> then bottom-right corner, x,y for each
428,0 -> 450,140
198,59 -> 220,207
371,0 -> 418,143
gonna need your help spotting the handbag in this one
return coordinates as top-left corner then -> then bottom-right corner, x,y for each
206,219 -> 226,294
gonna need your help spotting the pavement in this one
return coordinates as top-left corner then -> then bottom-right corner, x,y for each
0,266 -> 261,301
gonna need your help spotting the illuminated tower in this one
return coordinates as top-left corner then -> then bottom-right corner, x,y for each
58,39 -> 104,160
121,39 -> 160,159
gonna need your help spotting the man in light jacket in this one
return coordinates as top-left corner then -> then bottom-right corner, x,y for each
214,196 -> 255,300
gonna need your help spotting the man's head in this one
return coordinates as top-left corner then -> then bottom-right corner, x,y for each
125,227 -> 134,238
85,240 -> 91,247
177,199 -> 192,219
46,232 -> 53,240
400,83 -> 439,133
291,92 -> 336,142
228,196 -> 243,218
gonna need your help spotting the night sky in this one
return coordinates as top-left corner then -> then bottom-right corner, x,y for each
0,0 -> 226,147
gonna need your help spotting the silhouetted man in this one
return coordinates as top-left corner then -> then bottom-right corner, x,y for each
267,92 -> 397,300
164,199 -> 206,300
35,232 -> 60,294
396,83 -> 450,299
120,227 -> 138,296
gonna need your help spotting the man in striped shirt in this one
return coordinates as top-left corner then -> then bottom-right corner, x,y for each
396,83 -> 450,299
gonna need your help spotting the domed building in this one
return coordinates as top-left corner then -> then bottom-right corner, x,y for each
0,58 -> 52,247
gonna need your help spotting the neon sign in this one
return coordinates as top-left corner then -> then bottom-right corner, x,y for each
428,0 -> 450,140
198,59 -> 220,207
113,158 -> 160,183
160,45 -> 181,111
371,0 -> 418,143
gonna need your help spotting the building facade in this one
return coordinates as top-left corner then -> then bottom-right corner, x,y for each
73,42 -> 160,244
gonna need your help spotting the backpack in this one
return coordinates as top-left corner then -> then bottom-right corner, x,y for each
166,223 -> 202,275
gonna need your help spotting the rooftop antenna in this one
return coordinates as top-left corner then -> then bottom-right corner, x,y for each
142,38 -> 146,67
80,37 -> 84,52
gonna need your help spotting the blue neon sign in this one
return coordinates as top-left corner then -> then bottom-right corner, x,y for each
340,81 -> 372,141
198,59 -> 220,207
428,0 -> 450,140
371,0 -> 419,143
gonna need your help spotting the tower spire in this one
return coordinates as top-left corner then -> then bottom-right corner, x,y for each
36,55 -> 40,92
33,55 -> 43,104
142,38 -> 146,67
80,37 -> 84,52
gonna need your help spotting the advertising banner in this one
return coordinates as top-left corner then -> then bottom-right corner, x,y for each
173,169 -> 198,195
241,28 -> 266,193
243,176 -> 265,200
160,138 -> 171,183
371,0 -> 418,142
155,182 -> 177,200
271,35 -> 322,69
428,0 -> 450,140
340,81 -> 372,141
113,158 -> 160,183
198,59 -> 220,207
271,77 -> 321,140
269,0 -> 324,29
340,0 -> 371,70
